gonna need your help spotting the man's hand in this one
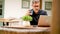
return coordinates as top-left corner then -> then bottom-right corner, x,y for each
26,10 -> 32,15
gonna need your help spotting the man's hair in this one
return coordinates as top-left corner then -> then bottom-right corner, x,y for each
32,0 -> 40,4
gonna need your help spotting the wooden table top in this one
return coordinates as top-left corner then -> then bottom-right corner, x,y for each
0,26 -> 50,32
0,18 -> 20,23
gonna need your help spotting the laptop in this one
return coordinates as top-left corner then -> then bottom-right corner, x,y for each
38,15 -> 51,27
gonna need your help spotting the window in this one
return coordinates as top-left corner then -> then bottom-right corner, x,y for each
45,1 -> 52,10
0,5 -> 2,15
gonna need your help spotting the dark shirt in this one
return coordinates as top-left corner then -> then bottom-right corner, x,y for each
30,9 -> 47,25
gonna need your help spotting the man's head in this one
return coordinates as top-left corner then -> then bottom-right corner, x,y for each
32,0 -> 40,11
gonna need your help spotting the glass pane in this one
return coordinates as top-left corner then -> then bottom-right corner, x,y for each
0,9 -> 2,15
0,5 -> 2,8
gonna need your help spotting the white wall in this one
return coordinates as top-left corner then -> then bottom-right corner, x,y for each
4,0 -> 33,18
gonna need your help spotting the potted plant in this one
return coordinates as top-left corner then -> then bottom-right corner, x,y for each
22,15 -> 32,27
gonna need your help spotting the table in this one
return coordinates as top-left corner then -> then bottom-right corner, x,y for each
0,18 -> 20,26
0,27 -> 50,34
0,18 -> 50,34
0,18 -> 19,22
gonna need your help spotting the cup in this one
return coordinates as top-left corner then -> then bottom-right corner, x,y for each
29,10 -> 33,15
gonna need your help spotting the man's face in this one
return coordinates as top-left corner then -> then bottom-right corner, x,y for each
32,1 -> 40,11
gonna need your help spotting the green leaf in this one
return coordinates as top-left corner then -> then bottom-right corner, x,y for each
22,15 -> 32,21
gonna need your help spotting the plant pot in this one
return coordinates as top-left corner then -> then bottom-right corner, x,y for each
22,21 -> 30,27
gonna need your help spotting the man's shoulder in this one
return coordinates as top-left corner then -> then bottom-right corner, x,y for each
39,10 -> 47,15
40,10 -> 46,12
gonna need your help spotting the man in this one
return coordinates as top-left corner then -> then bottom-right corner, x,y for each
26,0 -> 47,25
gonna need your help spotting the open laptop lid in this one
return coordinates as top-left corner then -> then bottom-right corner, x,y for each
38,15 -> 51,27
